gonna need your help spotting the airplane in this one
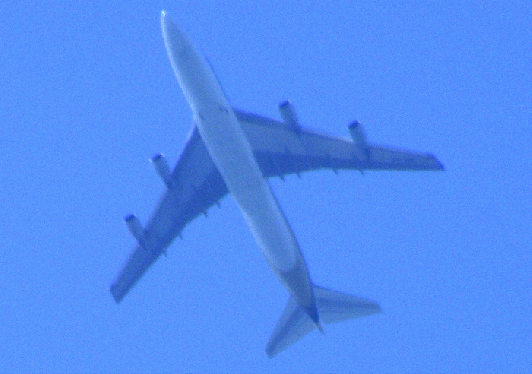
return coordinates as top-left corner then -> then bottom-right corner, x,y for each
110,11 -> 444,358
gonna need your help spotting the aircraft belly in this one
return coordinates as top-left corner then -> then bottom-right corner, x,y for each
162,9 -> 298,273
197,113 -> 297,272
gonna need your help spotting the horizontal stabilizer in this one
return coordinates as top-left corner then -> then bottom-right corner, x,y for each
266,286 -> 381,358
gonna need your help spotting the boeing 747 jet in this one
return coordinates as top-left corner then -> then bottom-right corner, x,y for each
111,11 -> 444,357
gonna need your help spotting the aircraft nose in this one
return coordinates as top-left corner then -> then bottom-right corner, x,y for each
161,11 -> 190,58
160,10 -> 173,32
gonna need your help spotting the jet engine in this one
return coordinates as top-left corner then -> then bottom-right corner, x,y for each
348,121 -> 367,145
125,214 -> 147,248
348,121 -> 370,161
278,100 -> 300,131
151,153 -> 172,188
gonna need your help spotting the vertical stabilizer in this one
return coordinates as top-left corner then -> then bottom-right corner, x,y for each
266,286 -> 381,358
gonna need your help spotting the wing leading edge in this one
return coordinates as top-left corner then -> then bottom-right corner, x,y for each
111,110 -> 443,303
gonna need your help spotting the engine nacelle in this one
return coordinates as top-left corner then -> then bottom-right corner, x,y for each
151,153 -> 172,188
348,121 -> 367,145
278,100 -> 300,131
125,214 -> 147,248
348,121 -> 370,162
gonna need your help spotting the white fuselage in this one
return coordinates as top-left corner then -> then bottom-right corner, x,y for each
161,12 -> 316,312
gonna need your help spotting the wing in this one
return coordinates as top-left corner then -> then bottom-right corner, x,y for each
110,127 -> 228,303
111,110 -> 443,303
235,109 -> 444,177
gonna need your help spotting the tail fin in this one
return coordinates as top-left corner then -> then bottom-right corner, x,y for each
265,286 -> 381,358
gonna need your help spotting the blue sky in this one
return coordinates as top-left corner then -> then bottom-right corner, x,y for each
1,2 -> 530,372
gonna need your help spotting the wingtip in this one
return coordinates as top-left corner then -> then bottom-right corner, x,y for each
110,284 -> 123,304
431,154 -> 445,171
429,154 -> 445,171
266,348 -> 275,359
